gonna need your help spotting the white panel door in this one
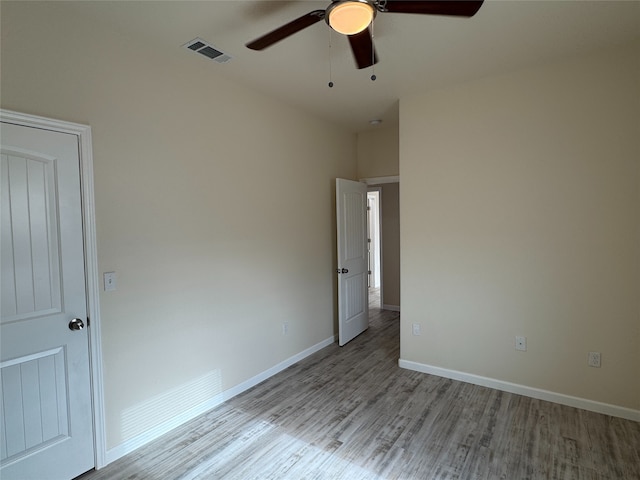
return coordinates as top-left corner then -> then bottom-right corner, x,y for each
1,122 -> 94,479
336,178 -> 369,346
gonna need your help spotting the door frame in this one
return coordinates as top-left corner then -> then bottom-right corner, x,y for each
367,187 -> 383,301
361,175 -> 400,311
0,109 -> 107,469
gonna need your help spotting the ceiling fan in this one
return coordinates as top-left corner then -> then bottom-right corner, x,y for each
246,0 -> 484,69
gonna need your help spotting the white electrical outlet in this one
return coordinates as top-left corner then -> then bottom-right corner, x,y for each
412,323 -> 421,336
282,321 -> 289,336
515,336 -> 527,351
588,351 -> 601,368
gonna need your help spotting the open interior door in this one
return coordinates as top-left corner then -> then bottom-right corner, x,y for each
1,121 -> 95,479
336,178 -> 369,346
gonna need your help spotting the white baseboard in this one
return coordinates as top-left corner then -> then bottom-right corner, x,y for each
398,359 -> 640,423
105,335 -> 336,466
382,304 -> 400,312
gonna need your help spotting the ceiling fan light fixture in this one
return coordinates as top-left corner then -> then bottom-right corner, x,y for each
327,0 -> 376,36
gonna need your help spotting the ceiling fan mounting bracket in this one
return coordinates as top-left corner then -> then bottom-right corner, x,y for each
374,0 -> 389,13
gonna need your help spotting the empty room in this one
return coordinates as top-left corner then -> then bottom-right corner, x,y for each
1,1 -> 638,479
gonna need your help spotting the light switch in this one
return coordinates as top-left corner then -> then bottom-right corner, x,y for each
103,272 -> 116,292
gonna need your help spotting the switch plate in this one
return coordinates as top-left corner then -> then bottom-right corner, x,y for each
103,272 -> 116,292
515,336 -> 527,351
282,321 -> 289,336
412,323 -> 421,336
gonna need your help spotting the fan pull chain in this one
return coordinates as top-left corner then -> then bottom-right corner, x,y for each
328,28 -> 334,88
370,19 -> 376,81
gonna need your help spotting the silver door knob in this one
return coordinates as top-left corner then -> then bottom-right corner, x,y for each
69,318 -> 85,331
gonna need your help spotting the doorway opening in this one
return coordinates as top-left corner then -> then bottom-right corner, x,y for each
367,188 -> 382,309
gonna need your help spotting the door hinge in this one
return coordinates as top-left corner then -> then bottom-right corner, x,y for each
86,317 -> 91,327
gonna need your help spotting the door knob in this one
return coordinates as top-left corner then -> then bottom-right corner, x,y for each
341,268 -> 348,274
69,318 -> 85,331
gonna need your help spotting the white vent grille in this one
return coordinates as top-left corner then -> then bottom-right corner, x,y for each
182,38 -> 232,64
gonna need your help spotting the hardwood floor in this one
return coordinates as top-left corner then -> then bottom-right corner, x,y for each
79,296 -> 640,479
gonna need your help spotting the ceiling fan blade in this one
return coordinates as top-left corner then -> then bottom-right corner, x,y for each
383,1 -> 484,17
348,28 -> 378,70
246,10 -> 326,50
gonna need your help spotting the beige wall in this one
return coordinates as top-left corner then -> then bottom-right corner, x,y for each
357,127 -> 399,178
1,2 -> 357,449
400,43 -> 640,410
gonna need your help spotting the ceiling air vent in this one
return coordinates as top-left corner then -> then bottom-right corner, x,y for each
183,38 -> 232,64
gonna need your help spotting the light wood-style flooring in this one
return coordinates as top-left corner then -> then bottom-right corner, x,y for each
78,294 -> 640,479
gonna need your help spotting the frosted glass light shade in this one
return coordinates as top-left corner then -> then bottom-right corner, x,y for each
328,1 -> 375,35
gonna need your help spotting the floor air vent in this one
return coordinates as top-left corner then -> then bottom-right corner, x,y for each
183,38 -> 232,64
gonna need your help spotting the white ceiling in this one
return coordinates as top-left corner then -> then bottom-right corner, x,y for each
64,0 -> 639,133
